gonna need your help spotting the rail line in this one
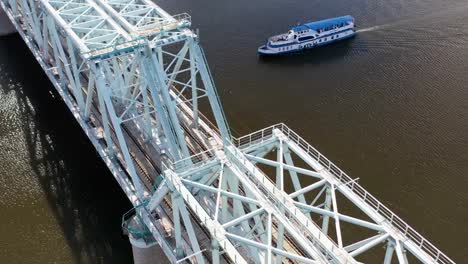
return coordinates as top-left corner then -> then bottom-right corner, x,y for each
0,0 -> 456,263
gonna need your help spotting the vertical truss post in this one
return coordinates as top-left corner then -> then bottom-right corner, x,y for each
176,197 -> 205,264
276,139 -> 285,263
384,241 -> 395,264
149,48 -> 191,158
191,41 -> 231,143
157,46 -> 164,68
93,69 -> 114,156
266,213 -> 272,264
84,73 -> 95,119
276,140 -> 284,191
66,37 -> 85,112
395,240 -> 409,264
8,0 -> 17,15
95,63 -> 144,198
166,41 -> 189,89
225,166 -> 262,262
211,240 -> 220,264
46,16 -> 65,87
283,145 -> 307,205
242,186 -> 267,244
214,163 -> 225,221
221,166 -> 229,222
41,16 -> 49,61
140,48 -> 183,160
189,38 -> 199,127
20,0 -> 42,46
331,184 -> 343,248
171,191 -> 183,258
322,186 -> 332,235
226,168 -> 250,232
140,77 -> 153,141
276,215 -> 285,264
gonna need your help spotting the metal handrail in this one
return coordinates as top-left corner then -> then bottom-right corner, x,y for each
122,202 -> 155,242
224,144 -> 352,263
233,123 -> 455,264
135,12 -> 191,36
172,148 -> 216,172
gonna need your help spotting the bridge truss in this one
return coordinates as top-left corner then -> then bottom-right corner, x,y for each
0,0 -> 455,263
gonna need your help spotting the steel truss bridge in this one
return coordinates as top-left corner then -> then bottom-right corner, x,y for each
0,0 -> 455,263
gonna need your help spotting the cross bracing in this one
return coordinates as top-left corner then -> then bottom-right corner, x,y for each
0,0 -> 456,263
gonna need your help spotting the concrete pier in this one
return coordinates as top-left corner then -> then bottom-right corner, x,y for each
124,214 -> 170,264
0,8 -> 16,36
129,237 -> 170,264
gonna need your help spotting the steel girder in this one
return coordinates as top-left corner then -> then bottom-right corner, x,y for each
0,0 -> 455,263
2,0 -> 230,185
154,149 -> 343,264
231,124 -> 455,264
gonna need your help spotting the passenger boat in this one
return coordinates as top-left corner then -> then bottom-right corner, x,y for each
258,15 -> 356,56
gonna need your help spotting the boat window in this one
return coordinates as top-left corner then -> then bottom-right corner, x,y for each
298,35 -> 315,42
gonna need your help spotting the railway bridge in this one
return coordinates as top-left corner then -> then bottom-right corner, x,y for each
0,0 -> 455,263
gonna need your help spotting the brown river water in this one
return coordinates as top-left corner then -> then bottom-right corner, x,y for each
0,0 -> 467,262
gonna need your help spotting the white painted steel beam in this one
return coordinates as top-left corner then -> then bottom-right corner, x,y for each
294,202 -> 384,231
244,153 -> 323,178
1,0 -> 455,263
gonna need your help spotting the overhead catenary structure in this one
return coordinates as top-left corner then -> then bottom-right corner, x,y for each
0,0 -> 456,263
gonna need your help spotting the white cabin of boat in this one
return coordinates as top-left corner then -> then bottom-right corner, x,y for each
258,15 -> 356,55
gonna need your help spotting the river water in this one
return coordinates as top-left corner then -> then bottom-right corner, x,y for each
1,0 -> 467,262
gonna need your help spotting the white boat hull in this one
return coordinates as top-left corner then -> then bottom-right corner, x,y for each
258,25 -> 356,56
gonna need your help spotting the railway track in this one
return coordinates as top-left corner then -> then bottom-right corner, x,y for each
30,23 -> 311,263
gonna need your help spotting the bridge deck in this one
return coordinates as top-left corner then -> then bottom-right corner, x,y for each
0,0 -> 455,263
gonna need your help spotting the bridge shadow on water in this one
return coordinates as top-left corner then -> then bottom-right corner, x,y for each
0,35 -> 133,263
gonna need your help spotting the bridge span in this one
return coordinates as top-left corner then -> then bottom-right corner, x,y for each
0,0 -> 455,263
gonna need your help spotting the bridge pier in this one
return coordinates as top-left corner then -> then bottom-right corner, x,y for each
129,236 -> 169,264
123,214 -> 169,264
0,8 -> 16,36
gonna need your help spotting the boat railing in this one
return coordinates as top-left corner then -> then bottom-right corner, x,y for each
269,33 -> 289,42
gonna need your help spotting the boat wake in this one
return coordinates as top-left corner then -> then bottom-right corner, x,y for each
357,25 -> 382,33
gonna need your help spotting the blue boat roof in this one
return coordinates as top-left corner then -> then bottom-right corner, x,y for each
293,15 -> 354,32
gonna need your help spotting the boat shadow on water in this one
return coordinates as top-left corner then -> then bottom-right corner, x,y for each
0,35 -> 133,264
257,36 -> 356,66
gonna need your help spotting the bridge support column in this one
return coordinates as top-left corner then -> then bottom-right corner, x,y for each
0,8 -> 15,36
128,236 -> 169,264
124,214 -> 169,264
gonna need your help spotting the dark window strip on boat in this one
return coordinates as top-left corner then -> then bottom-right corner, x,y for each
298,35 -> 315,42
